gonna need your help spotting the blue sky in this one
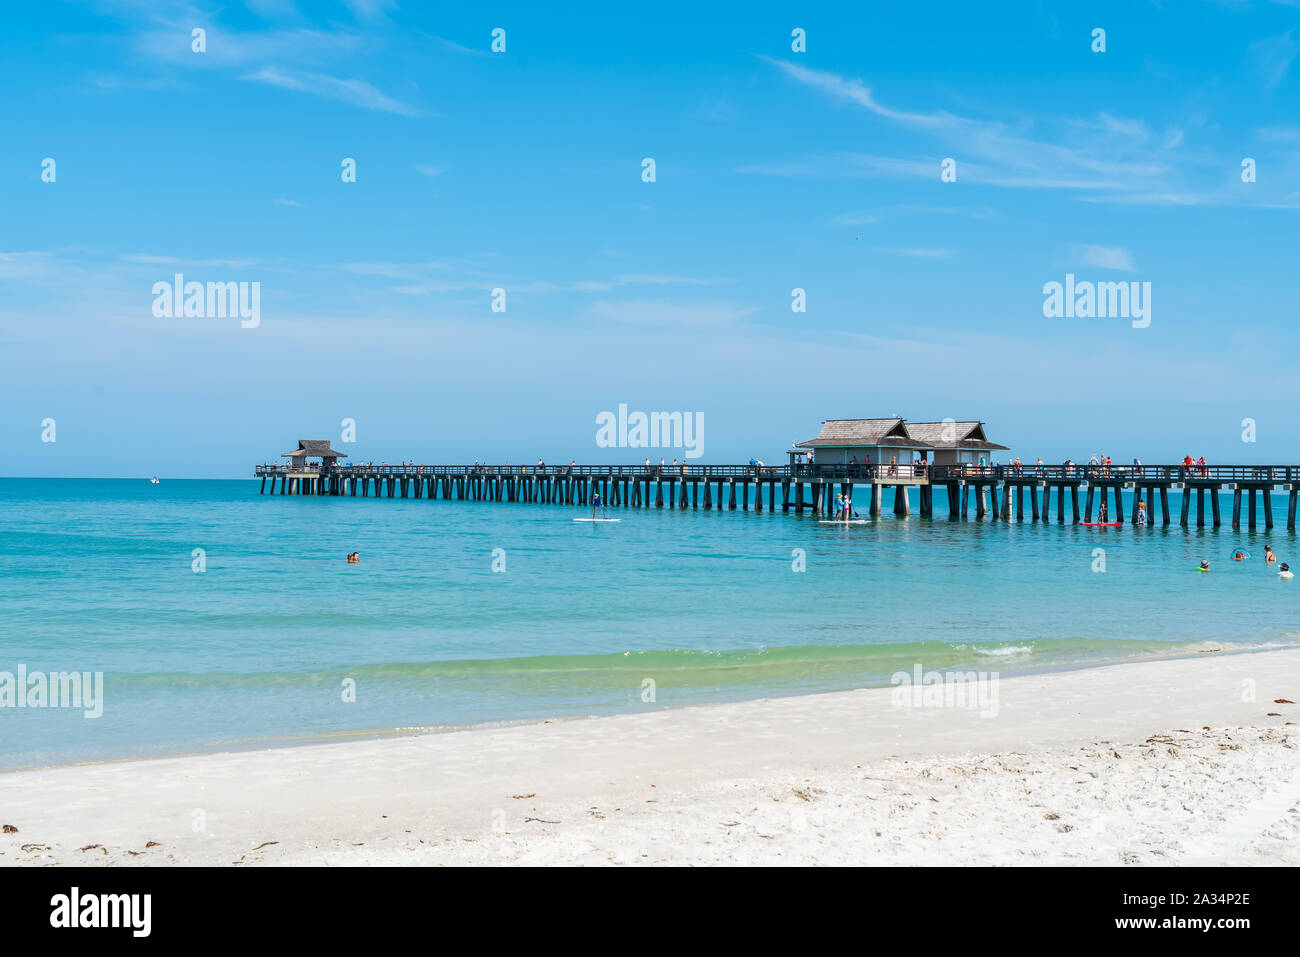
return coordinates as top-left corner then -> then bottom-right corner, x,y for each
2,0 -> 1298,476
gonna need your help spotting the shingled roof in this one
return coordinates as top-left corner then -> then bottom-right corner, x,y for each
795,418 -> 933,450
906,421 -> 1009,451
281,439 -> 350,458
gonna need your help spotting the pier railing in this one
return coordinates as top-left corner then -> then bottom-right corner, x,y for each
253,462 -> 1295,484
926,464 -> 1294,484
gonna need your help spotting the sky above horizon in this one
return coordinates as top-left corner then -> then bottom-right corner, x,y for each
2,0 -> 1298,477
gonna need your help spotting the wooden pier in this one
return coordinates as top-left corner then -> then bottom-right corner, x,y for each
253,462 -> 1300,532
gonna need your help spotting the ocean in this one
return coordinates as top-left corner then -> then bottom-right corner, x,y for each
1,477 -> 1294,769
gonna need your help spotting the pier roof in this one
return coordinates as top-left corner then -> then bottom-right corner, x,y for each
282,439 -> 350,459
906,421 -> 1009,451
795,418 -> 932,449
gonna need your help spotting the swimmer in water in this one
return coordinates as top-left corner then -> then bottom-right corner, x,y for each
1280,562 -> 1291,574
347,552 -> 359,563
1265,545 -> 1277,566
1199,559 -> 1210,571
1233,550 -> 1246,562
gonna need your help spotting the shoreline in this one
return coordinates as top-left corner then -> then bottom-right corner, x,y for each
2,647 -> 1298,866
2,638 -> 1291,775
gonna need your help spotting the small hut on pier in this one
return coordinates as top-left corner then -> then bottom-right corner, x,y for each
792,418 -> 932,468
905,421 -> 1008,467
281,439 -> 350,471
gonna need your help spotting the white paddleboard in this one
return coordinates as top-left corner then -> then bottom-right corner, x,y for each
819,520 -> 870,524
573,518 -> 621,522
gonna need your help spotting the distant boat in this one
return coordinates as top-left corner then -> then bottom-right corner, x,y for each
149,477 -> 160,484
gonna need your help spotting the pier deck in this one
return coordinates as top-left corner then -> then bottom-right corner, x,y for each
253,463 -> 1300,531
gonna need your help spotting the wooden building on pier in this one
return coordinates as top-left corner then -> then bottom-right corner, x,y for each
905,421 -> 1009,467
792,418 -> 932,468
281,439 -> 350,470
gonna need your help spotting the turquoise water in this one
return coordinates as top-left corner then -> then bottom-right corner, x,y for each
1,477 -> 1296,769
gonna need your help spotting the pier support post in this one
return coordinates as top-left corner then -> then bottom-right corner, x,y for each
1264,488 -> 1274,530
1070,487 -> 1080,524
1180,486 -> 1190,527
1289,489 -> 1297,532
872,483 -> 883,516
1196,488 -> 1206,527
1248,489 -> 1257,530
1211,487 -> 1221,528
1084,486 -> 1094,523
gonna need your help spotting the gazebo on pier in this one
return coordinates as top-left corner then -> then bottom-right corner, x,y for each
281,439 -> 350,472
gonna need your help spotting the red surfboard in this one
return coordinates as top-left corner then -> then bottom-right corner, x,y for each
1079,522 -> 1123,526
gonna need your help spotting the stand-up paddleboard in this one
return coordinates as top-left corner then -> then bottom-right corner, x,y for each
573,517 -> 621,522
1079,522 -> 1122,526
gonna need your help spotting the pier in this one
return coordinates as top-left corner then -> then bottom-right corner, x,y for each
253,461 -> 1300,532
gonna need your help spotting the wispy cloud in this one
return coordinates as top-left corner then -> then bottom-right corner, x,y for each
589,299 -> 755,328
413,164 -> 445,177
247,67 -> 424,115
755,58 -> 1206,201
614,274 -> 735,286
120,254 -> 263,269
0,251 -> 58,278
1252,30 -> 1299,90
1074,245 -> 1137,272
342,0 -> 397,20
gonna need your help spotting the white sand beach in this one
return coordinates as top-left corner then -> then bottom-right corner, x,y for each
2,649 -> 1298,867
